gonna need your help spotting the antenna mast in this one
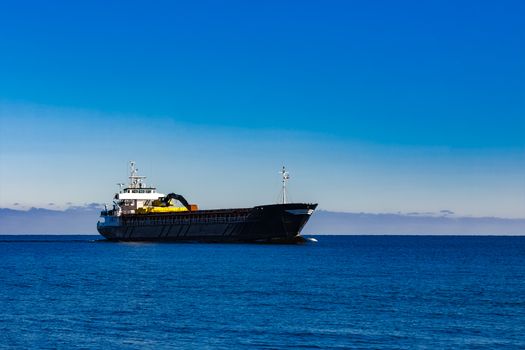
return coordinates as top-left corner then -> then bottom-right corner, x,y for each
280,166 -> 290,204
128,160 -> 146,188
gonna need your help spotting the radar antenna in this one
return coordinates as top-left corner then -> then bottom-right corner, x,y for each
117,183 -> 125,192
279,166 -> 290,204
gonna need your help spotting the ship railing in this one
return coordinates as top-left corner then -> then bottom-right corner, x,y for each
122,214 -> 251,226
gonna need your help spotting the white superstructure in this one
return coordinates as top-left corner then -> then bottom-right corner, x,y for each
112,161 -> 165,214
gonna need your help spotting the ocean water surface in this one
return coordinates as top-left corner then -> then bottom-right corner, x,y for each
0,235 -> 524,349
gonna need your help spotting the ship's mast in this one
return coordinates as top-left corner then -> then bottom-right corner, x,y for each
280,166 -> 290,204
128,161 -> 146,188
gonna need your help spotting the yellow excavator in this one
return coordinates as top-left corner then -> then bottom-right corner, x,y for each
136,193 -> 199,214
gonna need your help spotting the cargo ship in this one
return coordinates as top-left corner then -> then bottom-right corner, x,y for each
97,162 -> 317,243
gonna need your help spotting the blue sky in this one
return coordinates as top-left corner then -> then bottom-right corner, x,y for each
0,0 -> 524,217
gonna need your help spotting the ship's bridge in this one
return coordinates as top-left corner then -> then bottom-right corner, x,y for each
112,161 -> 166,214
116,187 -> 165,200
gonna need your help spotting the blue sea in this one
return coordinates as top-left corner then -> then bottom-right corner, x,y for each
1,235 -> 524,349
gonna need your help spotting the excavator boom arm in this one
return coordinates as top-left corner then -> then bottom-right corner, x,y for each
164,193 -> 192,211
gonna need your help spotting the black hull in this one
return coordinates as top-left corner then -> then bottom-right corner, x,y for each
97,203 -> 317,243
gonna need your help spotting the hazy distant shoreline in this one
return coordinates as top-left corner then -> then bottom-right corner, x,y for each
1,207 -> 524,236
